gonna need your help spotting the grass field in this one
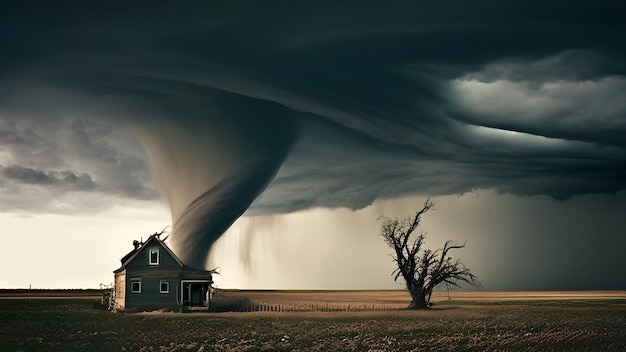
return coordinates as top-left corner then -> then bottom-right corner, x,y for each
1,290 -> 625,351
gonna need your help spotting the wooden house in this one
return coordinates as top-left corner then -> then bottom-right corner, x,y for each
112,233 -> 213,312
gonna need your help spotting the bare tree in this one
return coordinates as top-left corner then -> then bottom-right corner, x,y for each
379,198 -> 479,309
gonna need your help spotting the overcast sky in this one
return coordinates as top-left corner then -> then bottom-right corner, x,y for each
1,1 -> 625,290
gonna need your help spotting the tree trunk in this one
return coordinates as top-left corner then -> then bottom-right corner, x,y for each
408,287 -> 429,309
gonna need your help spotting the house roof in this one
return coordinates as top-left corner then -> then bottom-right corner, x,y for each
113,233 -> 209,275
119,246 -> 141,265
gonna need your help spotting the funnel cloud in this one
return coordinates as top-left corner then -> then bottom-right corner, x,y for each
135,92 -> 300,268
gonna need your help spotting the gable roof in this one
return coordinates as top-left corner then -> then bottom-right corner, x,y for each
114,233 -> 190,273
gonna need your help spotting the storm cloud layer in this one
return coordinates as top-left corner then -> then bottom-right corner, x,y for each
0,118 -> 157,213
2,1 -> 625,268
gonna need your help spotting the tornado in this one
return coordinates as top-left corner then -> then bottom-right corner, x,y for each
133,90 -> 300,269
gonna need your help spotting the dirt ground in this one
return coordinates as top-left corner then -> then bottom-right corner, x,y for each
2,290 -> 625,351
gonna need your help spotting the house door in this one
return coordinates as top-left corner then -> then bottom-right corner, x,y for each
182,282 -> 210,308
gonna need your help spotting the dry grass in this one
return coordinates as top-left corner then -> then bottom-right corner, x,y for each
209,290 -> 413,312
1,290 -> 625,351
209,290 -> 626,312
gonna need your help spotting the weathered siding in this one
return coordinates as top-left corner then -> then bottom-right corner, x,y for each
124,240 -> 184,311
125,275 -> 180,311
114,270 -> 126,309
125,242 -> 181,271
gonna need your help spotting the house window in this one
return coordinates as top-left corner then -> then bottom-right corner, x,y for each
160,280 -> 169,294
149,249 -> 159,265
131,279 -> 141,294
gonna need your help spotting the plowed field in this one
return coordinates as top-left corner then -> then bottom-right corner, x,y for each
1,290 -> 625,351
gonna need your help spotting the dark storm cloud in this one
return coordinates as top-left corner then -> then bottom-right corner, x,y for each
0,165 -> 95,189
0,118 -> 157,213
1,1 -> 625,265
1,165 -> 51,185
